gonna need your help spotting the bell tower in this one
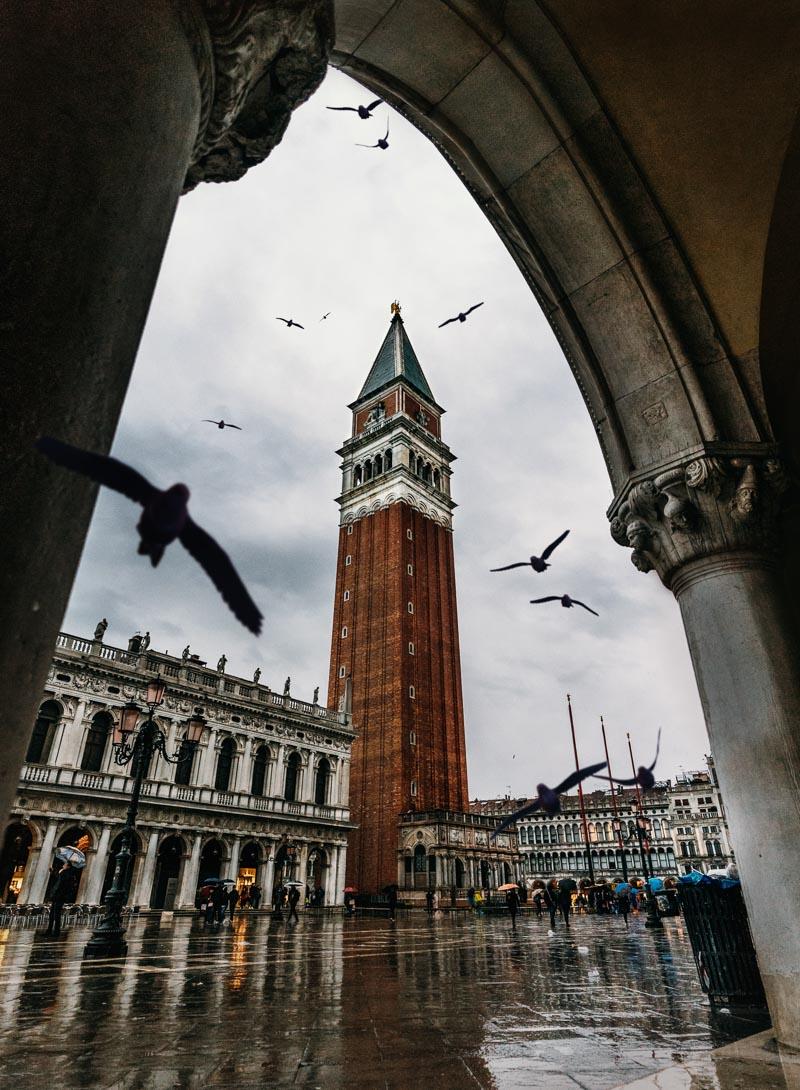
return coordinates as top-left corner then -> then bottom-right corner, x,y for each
327,304 -> 470,893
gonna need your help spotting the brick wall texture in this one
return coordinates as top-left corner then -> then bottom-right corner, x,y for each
327,503 -> 469,893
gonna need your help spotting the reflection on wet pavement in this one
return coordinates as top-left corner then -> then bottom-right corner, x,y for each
0,912 -> 778,1089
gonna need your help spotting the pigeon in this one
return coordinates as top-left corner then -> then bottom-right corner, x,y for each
202,420 -> 242,431
276,317 -> 304,329
34,437 -> 263,636
357,120 -> 390,150
593,730 -> 662,789
490,762 -> 607,838
319,313 -> 331,322
438,302 -> 484,328
491,530 -> 570,573
530,594 -> 598,616
327,98 -> 383,120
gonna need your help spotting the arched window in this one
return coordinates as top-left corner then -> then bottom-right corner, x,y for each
519,826 -> 527,845
588,822 -> 597,843
565,824 -> 574,844
364,460 -> 373,481
374,453 -> 383,475
534,826 -> 542,844
26,700 -> 61,764
80,711 -> 112,772
251,744 -> 270,797
353,464 -> 362,486
385,449 -> 393,470
215,738 -> 235,791
556,825 -> 564,844
314,757 -> 331,806
284,752 -> 301,801
433,469 -> 440,489
174,734 -> 196,786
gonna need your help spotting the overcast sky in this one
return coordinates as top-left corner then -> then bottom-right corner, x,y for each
63,67 -> 708,799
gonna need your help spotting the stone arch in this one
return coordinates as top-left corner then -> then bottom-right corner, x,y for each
0,821 -> 33,902
101,829 -> 143,901
214,735 -> 237,792
151,834 -> 186,909
80,710 -> 113,772
314,756 -> 331,806
284,750 -> 302,801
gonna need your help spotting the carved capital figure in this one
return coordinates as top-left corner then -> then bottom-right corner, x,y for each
181,0 -> 334,191
608,449 -> 789,587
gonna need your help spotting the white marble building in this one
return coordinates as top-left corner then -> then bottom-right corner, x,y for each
0,629 -> 354,909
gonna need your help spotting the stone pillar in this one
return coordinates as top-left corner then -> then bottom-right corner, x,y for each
610,451 -> 800,1047
55,700 -> 87,768
273,745 -> 286,796
0,0 -> 333,825
130,830 -> 160,908
198,729 -> 219,786
17,845 -> 41,905
235,737 -> 253,794
177,834 -> 203,908
27,820 -> 59,903
83,824 -> 112,904
228,838 -> 241,883
263,842 -> 277,900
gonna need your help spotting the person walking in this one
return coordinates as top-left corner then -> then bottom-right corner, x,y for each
557,875 -> 577,928
473,889 -> 484,916
45,862 -> 77,937
228,884 -> 240,917
250,884 -> 262,910
287,884 -> 301,923
615,880 -> 631,928
272,883 -> 285,920
466,887 -> 476,908
543,880 -> 558,929
425,889 -> 435,915
532,890 -> 543,918
387,885 -> 398,921
210,882 -> 227,930
505,887 -> 521,930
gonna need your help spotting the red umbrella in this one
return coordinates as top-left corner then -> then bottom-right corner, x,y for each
343,886 -> 357,893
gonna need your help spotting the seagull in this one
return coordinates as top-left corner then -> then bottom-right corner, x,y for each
319,313 -> 331,322
327,98 -> 383,120
593,730 -> 662,790
491,530 -> 570,573
530,594 -> 599,616
490,762 -> 608,838
357,119 -> 390,150
34,437 -> 263,635
438,302 -> 484,328
202,419 -> 242,431
276,317 -> 304,329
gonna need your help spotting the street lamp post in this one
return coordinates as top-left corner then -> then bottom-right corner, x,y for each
84,678 -> 206,957
635,814 -> 663,930
611,816 -> 629,882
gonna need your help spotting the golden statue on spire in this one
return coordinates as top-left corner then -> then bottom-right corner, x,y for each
390,300 -> 401,315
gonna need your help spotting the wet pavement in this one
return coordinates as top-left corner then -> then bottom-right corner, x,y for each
0,910 -> 779,1089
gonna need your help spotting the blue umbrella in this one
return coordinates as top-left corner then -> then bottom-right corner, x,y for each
55,846 -> 86,869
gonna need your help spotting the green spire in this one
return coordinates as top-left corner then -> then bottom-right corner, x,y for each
356,305 -> 435,405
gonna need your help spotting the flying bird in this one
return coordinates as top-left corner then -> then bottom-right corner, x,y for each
34,437 -> 263,636
491,530 -> 570,573
276,317 -> 304,329
438,302 -> 484,328
319,313 -> 331,322
327,98 -> 383,120
202,419 -> 242,431
593,730 -> 662,790
530,594 -> 599,616
490,762 -> 608,838
357,120 -> 390,150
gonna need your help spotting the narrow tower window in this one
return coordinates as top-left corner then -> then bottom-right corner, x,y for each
341,626 -> 348,638
409,731 -> 416,746
345,555 -> 352,566
343,590 -> 350,601
338,666 -> 346,678
408,642 -> 415,655
407,564 -> 413,576
347,525 -> 354,535
407,602 -> 414,614
406,529 -> 413,540
410,780 -> 418,797
409,685 -> 415,699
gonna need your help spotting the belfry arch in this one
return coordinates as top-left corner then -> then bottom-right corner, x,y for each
2,0 -> 800,1046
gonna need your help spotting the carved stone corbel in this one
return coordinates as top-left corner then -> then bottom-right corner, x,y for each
180,0 -> 334,192
608,449 -> 790,588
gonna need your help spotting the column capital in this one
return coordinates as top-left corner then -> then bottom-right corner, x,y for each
180,0 -> 333,192
607,447 -> 790,588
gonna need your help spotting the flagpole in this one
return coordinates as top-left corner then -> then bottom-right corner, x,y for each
600,716 -> 628,881
628,731 -> 663,929
567,694 -> 595,883
627,732 -> 650,879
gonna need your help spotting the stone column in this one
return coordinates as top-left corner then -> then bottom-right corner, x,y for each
54,700 -> 87,768
228,838 -> 241,883
0,0 -> 333,825
263,842 -> 277,900
177,834 -> 203,908
235,737 -> 253,794
610,451 -> 800,1047
273,745 -> 286,796
27,820 -> 59,903
130,830 -> 160,908
198,729 -> 219,786
83,825 -> 113,904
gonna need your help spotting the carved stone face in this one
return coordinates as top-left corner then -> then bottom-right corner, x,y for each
626,518 -> 651,553
730,487 -> 757,522
631,550 -> 653,573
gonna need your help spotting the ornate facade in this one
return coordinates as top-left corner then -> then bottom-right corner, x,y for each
0,629 -> 354,909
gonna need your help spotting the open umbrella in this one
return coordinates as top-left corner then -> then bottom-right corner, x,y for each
283,880 -> 305,888
343,886 -> 357,893
56,846 -> 86,869
497,883 -> 518,891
